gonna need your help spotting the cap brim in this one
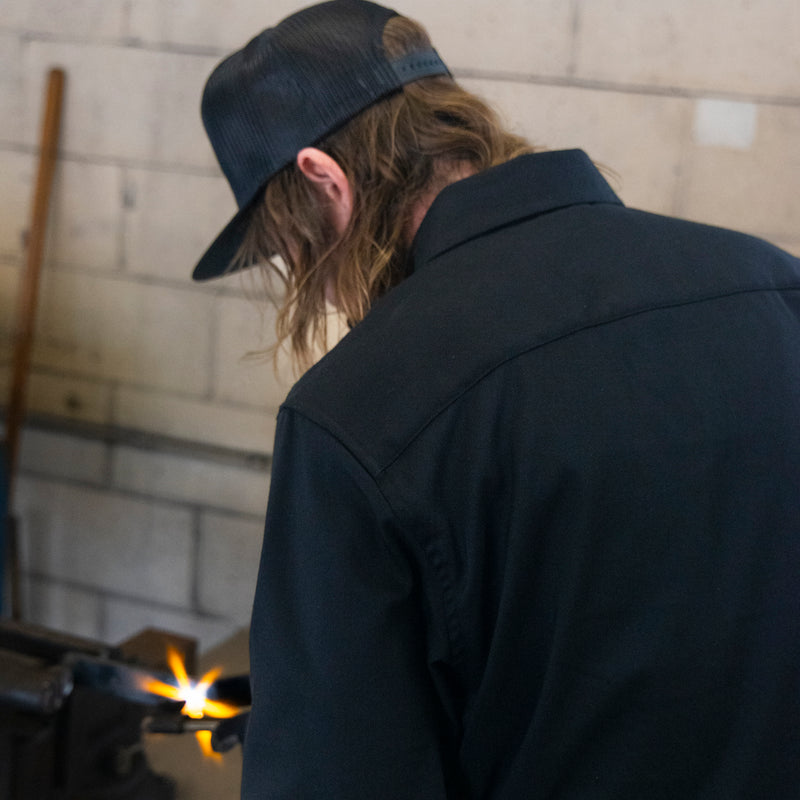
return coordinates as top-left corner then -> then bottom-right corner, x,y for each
192,202 -> 259,282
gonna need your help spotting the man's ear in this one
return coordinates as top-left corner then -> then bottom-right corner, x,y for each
296,147 -> 353,235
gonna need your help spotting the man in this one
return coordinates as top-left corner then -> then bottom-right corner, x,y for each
194,1 -> 800,797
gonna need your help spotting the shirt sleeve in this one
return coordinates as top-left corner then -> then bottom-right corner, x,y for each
241,407 -> 451,799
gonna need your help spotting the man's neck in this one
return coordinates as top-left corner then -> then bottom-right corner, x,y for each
405,160 -> 477,244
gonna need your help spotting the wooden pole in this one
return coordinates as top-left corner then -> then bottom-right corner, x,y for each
3,67 -> 65,619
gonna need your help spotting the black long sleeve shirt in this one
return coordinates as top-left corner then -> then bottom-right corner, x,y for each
243,150 -> 800,798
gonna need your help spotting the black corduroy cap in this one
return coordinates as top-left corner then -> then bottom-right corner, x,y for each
192,0 -> 451,281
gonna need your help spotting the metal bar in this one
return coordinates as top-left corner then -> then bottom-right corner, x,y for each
0,650 -> 73,714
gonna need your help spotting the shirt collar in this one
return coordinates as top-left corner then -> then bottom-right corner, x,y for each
410,149 -> 623,270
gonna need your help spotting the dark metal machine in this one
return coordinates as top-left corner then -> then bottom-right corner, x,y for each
0,620 -> 250,800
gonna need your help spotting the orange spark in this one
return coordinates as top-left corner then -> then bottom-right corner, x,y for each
141,645 -> 238,760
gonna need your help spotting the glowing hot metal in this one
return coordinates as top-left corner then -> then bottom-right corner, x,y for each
141,646 -> 238,760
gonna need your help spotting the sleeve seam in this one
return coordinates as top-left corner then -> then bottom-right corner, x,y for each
277,404 -> 467,668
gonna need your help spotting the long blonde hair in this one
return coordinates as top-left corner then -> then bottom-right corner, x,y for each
236,16 -> 535,372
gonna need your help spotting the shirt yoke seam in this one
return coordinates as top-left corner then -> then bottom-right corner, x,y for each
375,283 -> 800,474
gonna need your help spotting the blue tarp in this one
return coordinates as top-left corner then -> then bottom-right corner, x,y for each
0,452 -> 6,615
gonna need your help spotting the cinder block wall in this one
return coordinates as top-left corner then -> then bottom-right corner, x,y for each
1,0 -> 798,653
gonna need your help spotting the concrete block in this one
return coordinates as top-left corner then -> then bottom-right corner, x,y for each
394,0 -> 575,76
20,41 -> 152,155
127,0 -> 321,50
33,271 -> 214,394
112,445 -> 270,517
103,597 -> 239,654
574,0 -> 800,97
26,370 -> 114,425
0,151 -> 35,260
115,387 -> 278,454
19,427 -> 108,485
0,154 -> 112,272
20,40 -> 218,167
773,239 -> 800,259
462,78 -> 691,215
679,103 -> 800,242
22,575 -> 104,642
0,34 -> 24,143
693,99 -> 758,150
128,0 -> 574,75
0,367 -> 113,427
15,475 -> 194,606
196,512 -> 263,622
214,294 -> 293,410
48,160 -> 123,271
123,168 -> 234,282
147,51 -> 224,168
3,0 -> 125,38
2,0 -> 30,27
